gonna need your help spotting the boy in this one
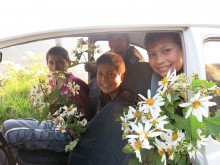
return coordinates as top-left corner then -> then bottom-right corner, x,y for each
86,33 -> 147,114
0,46 -> 92,164
68,52 -> 138,165
144,32 -> 183,95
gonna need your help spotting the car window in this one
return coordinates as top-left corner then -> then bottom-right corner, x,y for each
95,41 -> 148,61
0,37 -> 89,82
204,40 -> 220,110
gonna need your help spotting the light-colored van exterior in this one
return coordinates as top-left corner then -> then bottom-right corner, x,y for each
1,21 -> 220,165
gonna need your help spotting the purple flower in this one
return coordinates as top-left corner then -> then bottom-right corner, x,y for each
49,78 -> 58,88
60,84 -> 69,95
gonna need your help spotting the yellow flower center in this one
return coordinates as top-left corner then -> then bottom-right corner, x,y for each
134,110 -> 141,119
152,119 -> 157,125
167,148 -> 172,157
59,126 -> 65,132
159,150 -> 164,157
193,100 -> 201,109
215,88 -> 220,96
55,118 -> 59,124
141,132 -> 149,138
67,107 -> 72,112
167,87 -> 173,94
172,134 -> 178,141
146,113 -> 151,119
134,140 -> 142,150
146,98 -> 154,106
162,77 -> 168,85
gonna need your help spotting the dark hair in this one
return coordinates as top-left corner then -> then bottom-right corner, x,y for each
46,46 -> 70,63
96,52 -> 126,74
144,32 -> 182,50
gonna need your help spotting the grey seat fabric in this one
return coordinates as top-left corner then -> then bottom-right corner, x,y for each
68,100 -> 134,165
122,62 -> 153,97
2,118 -> 70,165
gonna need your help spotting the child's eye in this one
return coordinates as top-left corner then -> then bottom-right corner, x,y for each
108,73 -> 114,77
163,48 -> 172,54
58,61 -> 65,65
97,73 -> 103,77
148,53 -> 155,58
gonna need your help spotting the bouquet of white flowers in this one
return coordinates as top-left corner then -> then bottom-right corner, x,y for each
120,70 -> 220,165
30,71 -> 87,151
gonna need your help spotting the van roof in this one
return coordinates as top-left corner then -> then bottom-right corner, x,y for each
0,0 -> 220,48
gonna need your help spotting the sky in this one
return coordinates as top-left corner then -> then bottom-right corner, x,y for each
0,0 -> 220,40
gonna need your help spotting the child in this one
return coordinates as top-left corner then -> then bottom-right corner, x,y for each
68,52 -> 138,165
85,33 -> 146,115
96,52 -> 139,111
46,46 -> 92,119
0,46 -> 92,164
144,32 -> 183,94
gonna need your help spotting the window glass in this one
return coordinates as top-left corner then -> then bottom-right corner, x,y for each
95,41 -> 148,61
204,40 -> 220,110
0,37 -> 89,82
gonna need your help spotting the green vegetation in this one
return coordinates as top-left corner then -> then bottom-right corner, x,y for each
0,53 -> 47,125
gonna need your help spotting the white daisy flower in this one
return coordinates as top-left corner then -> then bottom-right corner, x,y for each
62,105 -> 77,116
128,138 -> 145,163
78,118 -> 87,127
149,115 -> 169,130
138,90 -> 164,118
179,91 -> 216,122
125,106 -> 143,120
55,123 -> 67,133
127,122 -> 161,142
67,82 -> 80,95
157,69 -> 177,94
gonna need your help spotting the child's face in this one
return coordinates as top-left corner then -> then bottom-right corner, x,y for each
96,63 -> 124,99
147,40 -> 183,77
47,54 -> 68,72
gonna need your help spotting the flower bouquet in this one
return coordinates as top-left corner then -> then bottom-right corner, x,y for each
30,70 -> 87,151
120,70 -> 220,165
71,38 -> 102,67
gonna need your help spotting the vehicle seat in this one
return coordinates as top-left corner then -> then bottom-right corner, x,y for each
17,150 -> 69,165
122,62 -> 153,97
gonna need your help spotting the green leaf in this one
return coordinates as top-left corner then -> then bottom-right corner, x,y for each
39,105 -> 49,123
122,144 -> 134,154
173,154 -> 190,165
192,79 -> 216,92
168,112 -> 190,131
204,110 -> 220,136
65,139 -> 79,152
70,60 -> 80,67
148,150 -> 163,165
129,157 -> 143,165
189,115 -> 205,139
140,149 -> 150,164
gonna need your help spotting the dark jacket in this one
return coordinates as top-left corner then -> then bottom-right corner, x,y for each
67,88 -> 137,165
